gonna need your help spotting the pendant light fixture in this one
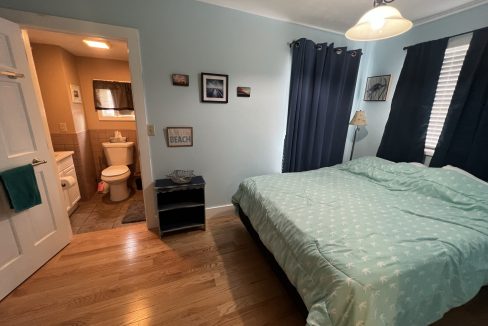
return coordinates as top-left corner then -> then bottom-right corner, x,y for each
345,0 -> 412,41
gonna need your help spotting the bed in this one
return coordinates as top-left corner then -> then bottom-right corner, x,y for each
232,156 -> 488,326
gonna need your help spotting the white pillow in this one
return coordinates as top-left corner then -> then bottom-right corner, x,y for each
408,162 -> 426,168
442,165 -> 488,186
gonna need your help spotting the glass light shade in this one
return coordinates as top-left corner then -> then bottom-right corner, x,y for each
345,6 -> 412,41
350,110 -> 367,126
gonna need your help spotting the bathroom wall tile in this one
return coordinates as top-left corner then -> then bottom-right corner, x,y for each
50,134 -> 62,145
76,130 -> 97,200
64,144 -> 75,151
52,144 -> 65,151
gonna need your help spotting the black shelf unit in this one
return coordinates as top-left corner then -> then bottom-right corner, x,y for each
155,176 -> 206,236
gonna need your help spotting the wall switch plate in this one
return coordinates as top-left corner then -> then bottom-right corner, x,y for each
147,124 -> 155,136
58,122 -> 67,132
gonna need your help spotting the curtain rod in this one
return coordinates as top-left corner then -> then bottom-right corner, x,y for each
402,27 -> 481,51
288,41 -> 364,55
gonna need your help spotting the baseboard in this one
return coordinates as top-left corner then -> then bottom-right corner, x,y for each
206,204 -> 236,219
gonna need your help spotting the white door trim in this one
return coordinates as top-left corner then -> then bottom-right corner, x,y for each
0,8 -> 157,229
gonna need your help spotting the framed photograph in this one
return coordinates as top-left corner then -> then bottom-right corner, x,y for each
172,74 -> 189,86
70,84 -> 82,103
237,86 -> 251,98
166,127 -> 193,147
364,75 -> 391,101
201,73 -> 228,103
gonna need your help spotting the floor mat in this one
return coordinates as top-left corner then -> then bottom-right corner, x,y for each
122,200 -> 146,224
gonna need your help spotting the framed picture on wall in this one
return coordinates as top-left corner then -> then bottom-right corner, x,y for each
70,84 -> 82,103
237,86 -> 251,97
166,127 -> 193,147
201,73 -> 228,103
172,74 -> 189,86
364,75 -> 391,101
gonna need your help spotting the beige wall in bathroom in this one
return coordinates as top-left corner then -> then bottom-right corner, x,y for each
31,44 -> 79,134
32,43 -> 96,199
76,57 -> 136,131
61,49 -> 86,132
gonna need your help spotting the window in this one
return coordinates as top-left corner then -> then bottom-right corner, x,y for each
93,80 -> 135,121
424,34 -> 472,156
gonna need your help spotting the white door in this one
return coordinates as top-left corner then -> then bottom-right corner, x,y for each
0,17 -> 72,300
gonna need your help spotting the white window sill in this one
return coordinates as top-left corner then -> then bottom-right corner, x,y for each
98,115 -> 135,121
97,110 -> 135,121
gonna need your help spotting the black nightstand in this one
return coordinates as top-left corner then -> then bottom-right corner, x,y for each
155,176 -> 206,237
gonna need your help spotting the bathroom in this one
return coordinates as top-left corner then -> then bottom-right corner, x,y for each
27,28 -> 145,234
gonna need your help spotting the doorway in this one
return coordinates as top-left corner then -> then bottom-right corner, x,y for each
26,28 -> 146,234
0,8 -> 157,230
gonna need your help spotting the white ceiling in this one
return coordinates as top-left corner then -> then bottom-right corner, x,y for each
195,0 -> 488,33
26,29 -> 129,61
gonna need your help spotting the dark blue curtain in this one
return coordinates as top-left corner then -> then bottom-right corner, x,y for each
431,28 -> 488,181
377,38 -> 448,163
282,38 -> 362,173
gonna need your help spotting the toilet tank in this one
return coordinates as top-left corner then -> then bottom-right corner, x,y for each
102,142 -> 134,166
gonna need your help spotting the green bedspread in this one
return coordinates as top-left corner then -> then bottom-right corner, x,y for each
232,157 -> 488,326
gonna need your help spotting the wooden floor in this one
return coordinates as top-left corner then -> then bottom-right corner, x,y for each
0,216 -> 486,325
70,190 -> 145,234
0,216 -> 303,325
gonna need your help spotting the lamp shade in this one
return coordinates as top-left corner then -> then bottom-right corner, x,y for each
350,110 -> 367,126
345,5 -> 412,41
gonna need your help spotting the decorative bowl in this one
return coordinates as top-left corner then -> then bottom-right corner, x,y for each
167,170 -> 194,184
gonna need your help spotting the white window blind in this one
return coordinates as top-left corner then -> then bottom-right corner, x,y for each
424,39 -> 470,156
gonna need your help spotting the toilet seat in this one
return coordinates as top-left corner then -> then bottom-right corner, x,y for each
102,165 -> 129,178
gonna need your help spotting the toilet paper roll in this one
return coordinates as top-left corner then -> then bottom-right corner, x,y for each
60,176 -> 76,188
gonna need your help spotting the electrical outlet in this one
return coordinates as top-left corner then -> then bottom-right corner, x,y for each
147,124 -> 155,136
58,122 -> 68,132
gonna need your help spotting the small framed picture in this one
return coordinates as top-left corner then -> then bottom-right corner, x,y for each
364,75 -> 391,101
166,127 -> 193,147
237,87 -> 251,98
70,84 -> 82,103
172,74 -> 189,86
201,73 -> 228,103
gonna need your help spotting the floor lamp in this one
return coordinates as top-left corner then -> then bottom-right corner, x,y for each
349,110 -> 367,160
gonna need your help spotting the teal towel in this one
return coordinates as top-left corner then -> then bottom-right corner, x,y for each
0,164 -> 42,212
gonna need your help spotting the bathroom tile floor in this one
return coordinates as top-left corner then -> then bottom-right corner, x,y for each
70,189 -> 145,234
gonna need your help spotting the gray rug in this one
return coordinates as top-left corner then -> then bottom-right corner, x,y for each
122,201 -> 146,224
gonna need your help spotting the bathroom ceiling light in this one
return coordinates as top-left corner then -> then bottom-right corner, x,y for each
345,0 -> 412,41
83,39 -> 110,49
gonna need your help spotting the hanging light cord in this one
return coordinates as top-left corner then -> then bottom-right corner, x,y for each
374,0 -> 395,7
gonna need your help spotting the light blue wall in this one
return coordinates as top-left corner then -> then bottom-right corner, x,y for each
4,0 -> 483,205
0,0 -> 363,206
351,3 -> 488,159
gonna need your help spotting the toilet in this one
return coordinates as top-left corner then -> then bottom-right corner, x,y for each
101,142 -> 134,202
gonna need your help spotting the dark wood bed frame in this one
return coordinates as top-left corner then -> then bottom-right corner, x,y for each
238,207 -> 308,317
